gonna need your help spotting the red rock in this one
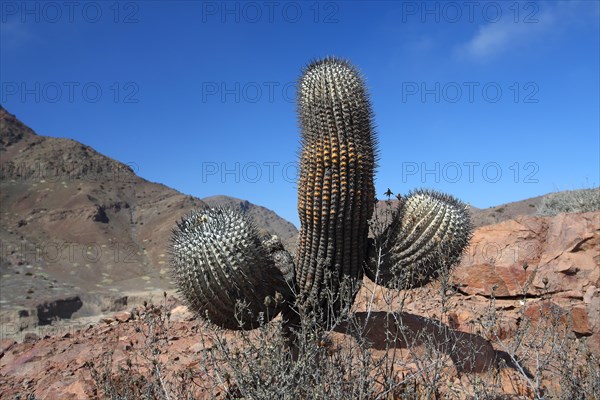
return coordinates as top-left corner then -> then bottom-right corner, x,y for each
584,286 -> 600,335
586,333 -> 600,354
114,311 -> 131,323
584,286 -> 598,304
570,306 -> 592,335
188,342 -> 205,354
0,339 -> 16,355
456,212 -> 599,298
98,326 -> 112,335
454,217 -> 542,297
524,301 -> 565,326
0,212 -> 598,399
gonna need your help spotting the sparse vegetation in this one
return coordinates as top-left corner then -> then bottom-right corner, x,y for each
537,187 -> 600,216
125,58 -> 596,399
87,294 -> 199,400
84,200 -> 599,399
87,264 -> 599,399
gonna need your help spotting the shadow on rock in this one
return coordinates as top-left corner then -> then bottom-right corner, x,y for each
336,311 -> 498,374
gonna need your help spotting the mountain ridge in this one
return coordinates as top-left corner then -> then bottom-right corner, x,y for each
0,107 -> 297,327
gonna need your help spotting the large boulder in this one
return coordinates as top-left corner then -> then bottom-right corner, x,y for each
453,211 -> 599,348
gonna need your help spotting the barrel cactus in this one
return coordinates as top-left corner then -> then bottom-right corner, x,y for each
169,207 -> 291,330
365,189 -> 472,289
169,57 -> 472,333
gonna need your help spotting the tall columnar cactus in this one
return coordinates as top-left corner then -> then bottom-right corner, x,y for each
169,207 -> 291,330
294,57 -> 377,326
169,57 -> 472,334
365,189 -> 472,289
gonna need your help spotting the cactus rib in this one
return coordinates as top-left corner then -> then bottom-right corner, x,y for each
169,57 -> 475,335
295,57 -> 377,326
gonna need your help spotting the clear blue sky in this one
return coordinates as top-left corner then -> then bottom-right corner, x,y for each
2,1 -> 599,227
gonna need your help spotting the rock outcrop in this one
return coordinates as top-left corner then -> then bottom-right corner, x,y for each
452,212 -> 599,348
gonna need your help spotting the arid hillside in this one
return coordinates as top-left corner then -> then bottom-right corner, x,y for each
0,107 -> 297,329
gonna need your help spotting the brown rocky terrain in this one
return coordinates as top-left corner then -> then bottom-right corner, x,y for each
468,196 -> 547,228
0,106 -> 297,336
1,210 -> 597,398
0,292 -> 523,399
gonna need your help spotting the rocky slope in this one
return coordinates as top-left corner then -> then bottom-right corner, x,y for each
1,106 -> 597,398
468,195 -> 547,228
0,107 -> 297,331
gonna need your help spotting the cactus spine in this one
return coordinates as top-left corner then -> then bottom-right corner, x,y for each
365,189 -> 472,289
295,57 -> 377,326
169,207 -> 291,330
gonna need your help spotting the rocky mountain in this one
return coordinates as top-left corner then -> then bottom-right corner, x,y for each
467,195 -> 547,228
0,106 -> 296,328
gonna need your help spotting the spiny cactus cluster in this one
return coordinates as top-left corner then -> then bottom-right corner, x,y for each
170,57 -> 472,332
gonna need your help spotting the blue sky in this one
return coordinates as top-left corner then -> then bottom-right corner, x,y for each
1,0 -> 599,227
